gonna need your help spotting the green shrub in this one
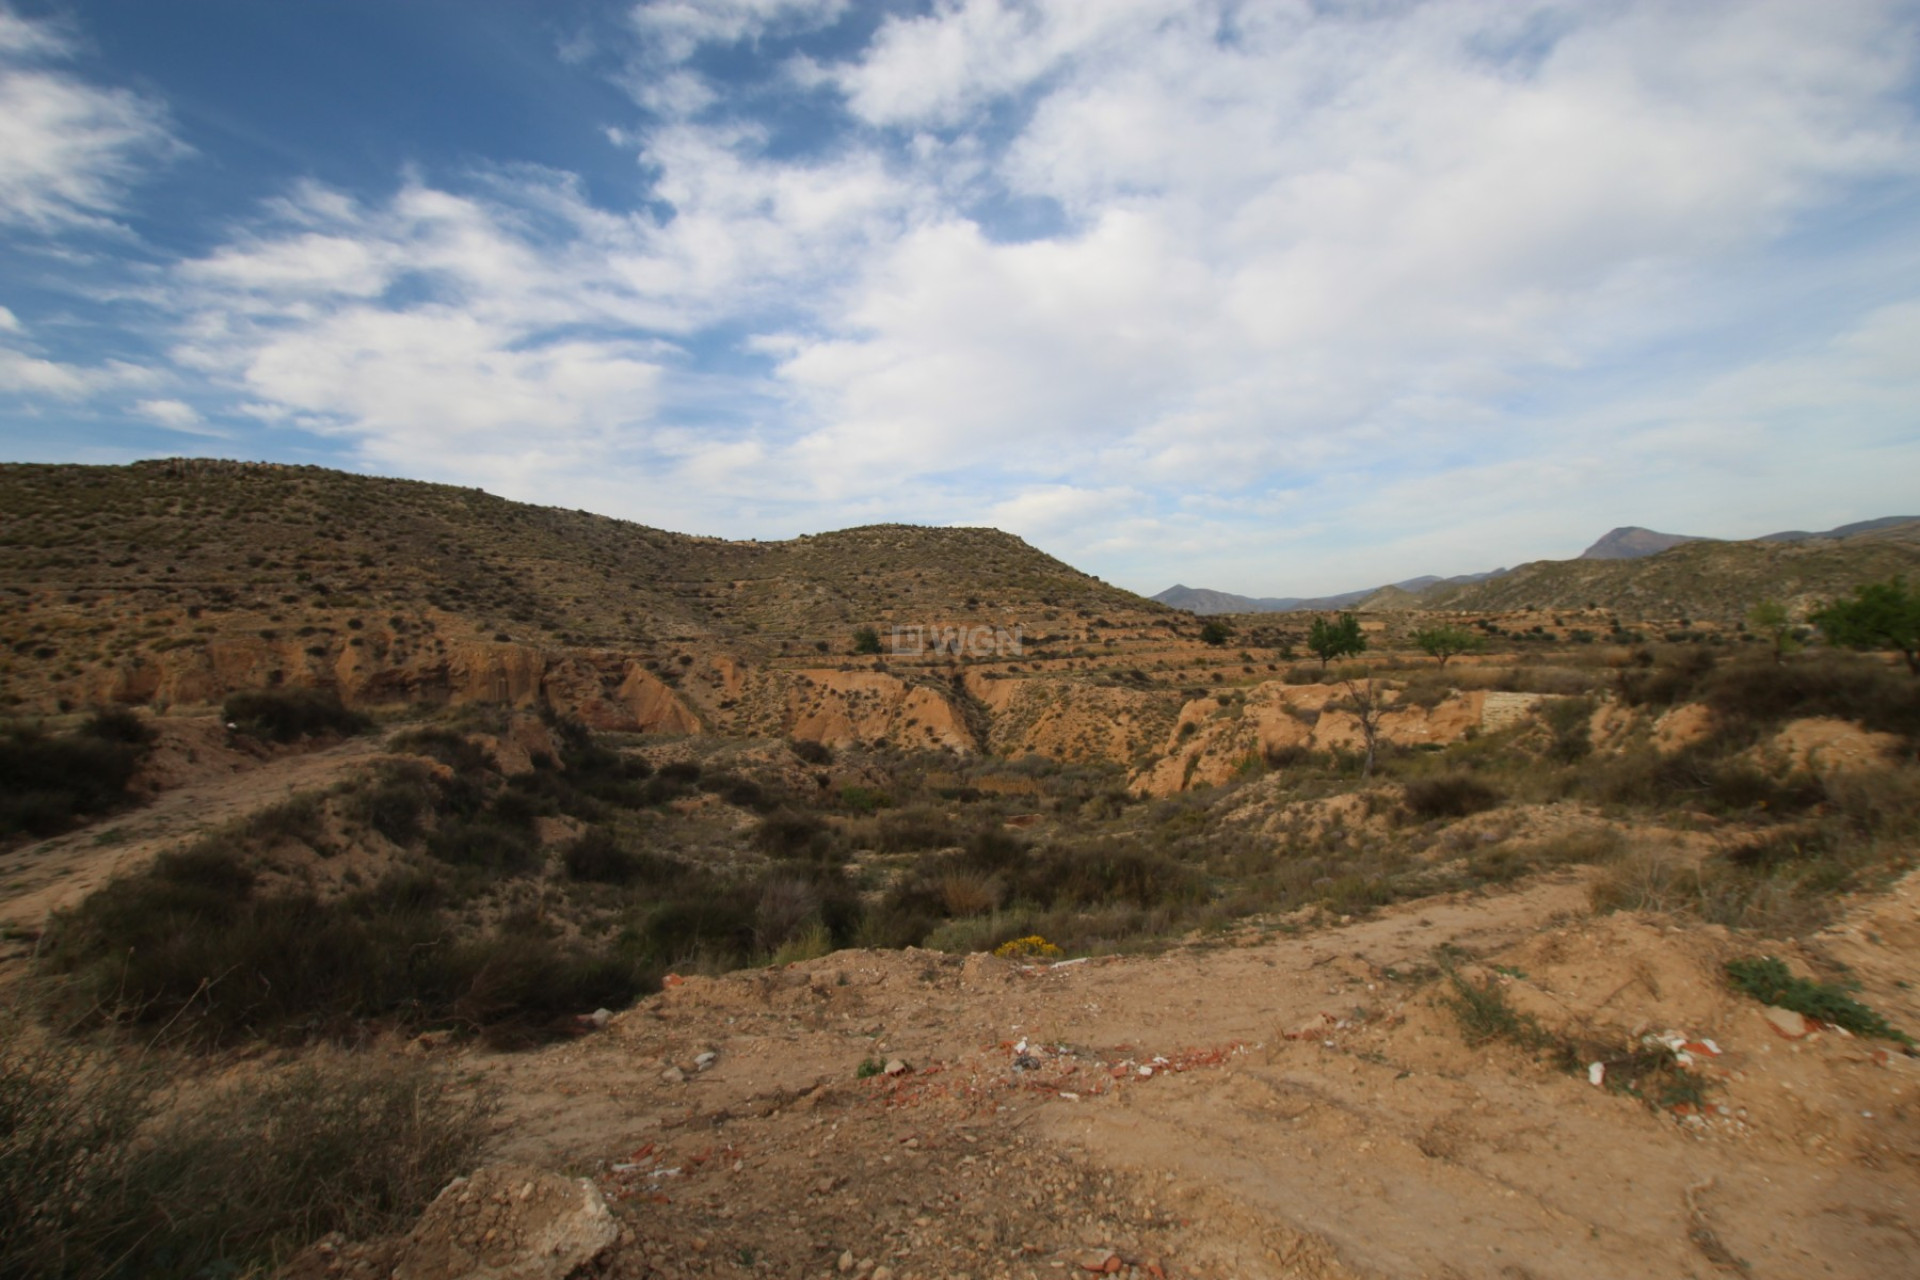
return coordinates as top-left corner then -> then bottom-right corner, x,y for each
223,688 -> 371,742
1725,956 -> 1912,1044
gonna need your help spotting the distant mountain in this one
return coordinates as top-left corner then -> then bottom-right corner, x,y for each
1414,519 -> 1920,623
1757,516 -> 1920,543
1578,527 -> 1707,560
1153,569 -> 1506,616
1158,515 -> 1920,619
1578,517 -> 1920,560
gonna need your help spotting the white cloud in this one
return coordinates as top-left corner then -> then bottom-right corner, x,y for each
759,0 -> 1920,534
630,0 -> 848,64
52,0 -> 1916,589
132,397 -> 203,433
0,346 -> 157,398
0,6 -> 176,231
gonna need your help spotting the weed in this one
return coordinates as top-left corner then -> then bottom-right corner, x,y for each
1436,961 -> 1553,1051
1725,956 -> 1912,1044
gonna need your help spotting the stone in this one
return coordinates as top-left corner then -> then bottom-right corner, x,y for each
661,1065 -> 686,1084
1763,1005 -> 1812,1039
883,1058 -> 908,1076
838,1250 -> 854,1272
390,1164 -> 618,1280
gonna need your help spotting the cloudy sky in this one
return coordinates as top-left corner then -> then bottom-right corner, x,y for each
2,0 -> 1917,597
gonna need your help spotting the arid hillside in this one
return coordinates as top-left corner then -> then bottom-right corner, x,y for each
1387,521 -> 1920,622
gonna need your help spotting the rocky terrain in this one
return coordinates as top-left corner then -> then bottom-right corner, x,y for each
5,459 -> 1920,1279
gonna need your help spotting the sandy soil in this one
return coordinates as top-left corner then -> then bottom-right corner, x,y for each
7,729 -> 1917,1279
317,867 -> 1915,1280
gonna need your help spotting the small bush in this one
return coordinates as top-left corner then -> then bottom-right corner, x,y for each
426,819 -> 540,874
388,726 -> 494,775
754,809 -> 836,860
223,688 -> 371,742
562,828 -> 685,887
350,764 -> 436,845
0,719 -> 152,840
1725,956 -> 1912,1044
1437,962 -> 1553,1051
1402,775 -> 1502,821
789,738 -> 834,765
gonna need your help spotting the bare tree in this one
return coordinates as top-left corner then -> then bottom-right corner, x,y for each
1340,673 -> 1388,778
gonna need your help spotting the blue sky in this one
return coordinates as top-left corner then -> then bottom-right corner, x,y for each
2,0 -> 1918,597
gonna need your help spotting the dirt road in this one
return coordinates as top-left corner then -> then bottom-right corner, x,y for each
0,727 -> 388,954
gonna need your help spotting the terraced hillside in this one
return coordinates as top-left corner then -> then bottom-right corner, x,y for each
0,459 -> 1207,752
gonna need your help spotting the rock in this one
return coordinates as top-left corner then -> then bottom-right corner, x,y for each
872,1268 -> 895,1280
390,1164 -> 617,1280
1077,1250 -> 1123,1273
661,1065 -> 686,1084
1763,1006 -> 1812,1039
585,1008 -> 612,1029
883,1058 -> 909,1076
838,1251 -> 855,1273
693,1050 -> 717,1070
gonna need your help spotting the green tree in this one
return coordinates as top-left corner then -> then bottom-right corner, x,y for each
1198,619 -> 1233,646
1811,577 -> 1920,675
851,626 -> 883,655
1412,624 -> 1485,668
1746,599 -> 1800,664
1307,613 -> 1367,670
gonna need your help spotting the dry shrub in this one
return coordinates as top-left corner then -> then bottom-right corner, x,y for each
1402,774 -> 1502,821
755,876 -> 821,952
0,1028 -> 493,1280
939,869 -> 1005,917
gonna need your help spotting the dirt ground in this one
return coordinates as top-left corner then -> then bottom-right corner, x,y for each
6,735 -> 1918,1279
0,720 -> 388,964
294,865 -> 1910,1280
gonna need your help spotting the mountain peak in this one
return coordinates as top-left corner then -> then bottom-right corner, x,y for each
1577,527 -> 1708,560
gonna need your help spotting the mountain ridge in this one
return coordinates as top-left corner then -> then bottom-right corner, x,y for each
1159,516 -> 1920,616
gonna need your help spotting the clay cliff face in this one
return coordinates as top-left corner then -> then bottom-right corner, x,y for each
77,628 -> 1538,793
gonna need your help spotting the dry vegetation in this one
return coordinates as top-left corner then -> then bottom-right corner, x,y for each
5,461 -> 1920,1276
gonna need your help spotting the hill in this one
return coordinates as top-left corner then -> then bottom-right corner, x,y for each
0,459 -> 1192,738
1411,520 -> 1920,621
1154,569 -> 1504,616
1577,526 -> 1706,559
